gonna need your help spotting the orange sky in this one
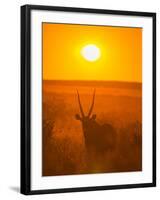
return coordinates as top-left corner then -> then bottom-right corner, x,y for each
42,23 -> 142,82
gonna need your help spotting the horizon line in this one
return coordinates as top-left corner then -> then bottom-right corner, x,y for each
43,79 -> 142,84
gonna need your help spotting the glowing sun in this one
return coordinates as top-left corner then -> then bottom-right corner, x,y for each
81,44 -> 101,62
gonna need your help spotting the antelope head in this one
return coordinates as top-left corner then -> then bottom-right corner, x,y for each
75,89 -> 96,126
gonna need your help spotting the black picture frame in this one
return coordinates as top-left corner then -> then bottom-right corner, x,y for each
21,4 -> 156,195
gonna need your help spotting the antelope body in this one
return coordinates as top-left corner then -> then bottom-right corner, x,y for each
75,90 -> 117,155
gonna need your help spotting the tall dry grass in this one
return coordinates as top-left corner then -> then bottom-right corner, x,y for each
42,81 -> 142,176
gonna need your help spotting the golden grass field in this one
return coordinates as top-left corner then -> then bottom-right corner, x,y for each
42,80 -> 142,176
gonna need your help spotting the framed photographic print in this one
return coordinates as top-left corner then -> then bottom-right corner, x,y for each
21,4 -> 156,195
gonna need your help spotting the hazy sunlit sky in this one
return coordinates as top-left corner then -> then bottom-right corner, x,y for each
43,23 -> 142,83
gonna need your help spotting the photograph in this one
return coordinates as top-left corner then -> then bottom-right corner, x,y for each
21,5 -> 156,194
42,23 -> 142,176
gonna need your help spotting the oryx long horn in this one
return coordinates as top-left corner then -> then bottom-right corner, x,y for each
87,89 -> 96,117
77,90 -> 85,117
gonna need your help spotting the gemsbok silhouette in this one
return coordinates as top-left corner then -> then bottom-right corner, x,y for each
75,89 -> 117,156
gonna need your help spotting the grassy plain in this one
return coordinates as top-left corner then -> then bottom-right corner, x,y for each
42,80 -> 142,176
